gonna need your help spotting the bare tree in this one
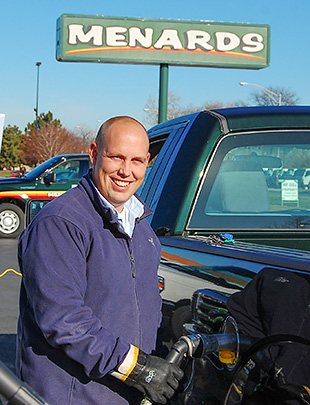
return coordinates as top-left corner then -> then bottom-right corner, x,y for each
144,86 -> 300,128
22,124 -> 89,165
249,86 -> 299,106
144,92 -> 183,127
144,92 -> 233,127
74,125 -> 96,145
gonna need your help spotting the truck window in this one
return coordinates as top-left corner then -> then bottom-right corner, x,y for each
189,130 -> 310,231
136,138 -> 165,196
138,123 -> 188,203
53,159 -> 90,182
140,124 -> 189,208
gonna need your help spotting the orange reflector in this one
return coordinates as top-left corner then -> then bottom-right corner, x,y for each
219,350 -> 236,364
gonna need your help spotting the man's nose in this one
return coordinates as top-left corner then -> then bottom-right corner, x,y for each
119,160 -> 131,176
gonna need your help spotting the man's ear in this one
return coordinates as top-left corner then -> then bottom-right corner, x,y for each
146,152 -> 151,165
89,142 -> 98,166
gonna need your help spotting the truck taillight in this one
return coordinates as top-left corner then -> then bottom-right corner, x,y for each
158,275 -> 164,293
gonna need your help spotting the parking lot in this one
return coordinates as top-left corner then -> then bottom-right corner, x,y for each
0,239 -> 20,372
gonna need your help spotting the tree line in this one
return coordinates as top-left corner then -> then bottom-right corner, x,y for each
0,112 -> 94,170
144,86 -> 299,127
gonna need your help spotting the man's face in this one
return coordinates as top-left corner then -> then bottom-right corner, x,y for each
89,121 -> 150,213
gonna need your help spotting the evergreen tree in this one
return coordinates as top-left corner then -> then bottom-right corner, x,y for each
0,125 -> 23,169
25,111 -> 61,134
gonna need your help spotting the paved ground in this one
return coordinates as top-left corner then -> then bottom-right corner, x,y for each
0,239 -> 20,374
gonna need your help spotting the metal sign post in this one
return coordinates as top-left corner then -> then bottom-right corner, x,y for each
56,14 -> 270,124
158,64 -> 168,123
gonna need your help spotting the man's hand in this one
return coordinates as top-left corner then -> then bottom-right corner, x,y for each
124,350 -> 183,404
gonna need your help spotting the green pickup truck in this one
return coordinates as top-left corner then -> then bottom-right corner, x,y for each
0,154 -> 90,238
138,105 -> 310,339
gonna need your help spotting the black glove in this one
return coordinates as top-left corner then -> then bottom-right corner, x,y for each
124,350 -> 184,404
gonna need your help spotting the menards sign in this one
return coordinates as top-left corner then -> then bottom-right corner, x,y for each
56,14 -> 270,69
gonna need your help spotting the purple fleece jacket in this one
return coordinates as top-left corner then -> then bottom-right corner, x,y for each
16,171 -> 162,404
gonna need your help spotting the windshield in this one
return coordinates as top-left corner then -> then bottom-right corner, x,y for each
24,156 -> 64,179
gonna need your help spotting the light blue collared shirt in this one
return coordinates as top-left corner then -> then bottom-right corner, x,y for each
95,187 -> 144,237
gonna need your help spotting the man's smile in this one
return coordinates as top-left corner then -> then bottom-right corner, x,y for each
112,178 -> 132,188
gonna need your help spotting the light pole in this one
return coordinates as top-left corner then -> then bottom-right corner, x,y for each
35,62 -> 42,129
239,82 -> 282,106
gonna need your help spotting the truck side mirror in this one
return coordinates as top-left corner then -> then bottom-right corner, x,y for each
43,172 -> 56,184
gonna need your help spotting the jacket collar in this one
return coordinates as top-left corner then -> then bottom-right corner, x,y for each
79,169 -> 153,223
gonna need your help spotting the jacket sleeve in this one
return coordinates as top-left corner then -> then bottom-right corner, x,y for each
227,269 -> 267,339
227,267 -> 310,386
19,214 -> 131,380
228,267 -> 310,338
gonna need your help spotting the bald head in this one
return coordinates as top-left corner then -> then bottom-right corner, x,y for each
95,116 -> 149,153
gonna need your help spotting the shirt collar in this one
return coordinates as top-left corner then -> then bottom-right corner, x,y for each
94,186 -> 144,221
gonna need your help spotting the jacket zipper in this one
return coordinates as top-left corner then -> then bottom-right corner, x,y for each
129,218 -> 140,278
127,236 -> 142,346
130,253 -> 136,278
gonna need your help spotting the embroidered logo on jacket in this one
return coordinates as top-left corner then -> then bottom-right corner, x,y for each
273,276 -> 290,283
148,237 -> 155,247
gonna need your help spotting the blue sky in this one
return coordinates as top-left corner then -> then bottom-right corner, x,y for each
1,0 -> 309,134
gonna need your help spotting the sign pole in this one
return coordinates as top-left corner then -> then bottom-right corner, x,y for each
158,64 -> 169,123
56,15 -> 270,125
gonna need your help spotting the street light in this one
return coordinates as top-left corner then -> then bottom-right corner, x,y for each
34,62 -> 42,129
143,108 -> 158,112
239,82 -> 282,106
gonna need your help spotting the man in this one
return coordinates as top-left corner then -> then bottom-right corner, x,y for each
16,117 -> 183,404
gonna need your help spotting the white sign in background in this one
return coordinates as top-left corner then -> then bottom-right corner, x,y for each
0,114 -> 5,152
281,179 -> 299,203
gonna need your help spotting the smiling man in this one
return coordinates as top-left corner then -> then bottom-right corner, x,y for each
16,116 -> 183,405
90,117 -> 150,214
